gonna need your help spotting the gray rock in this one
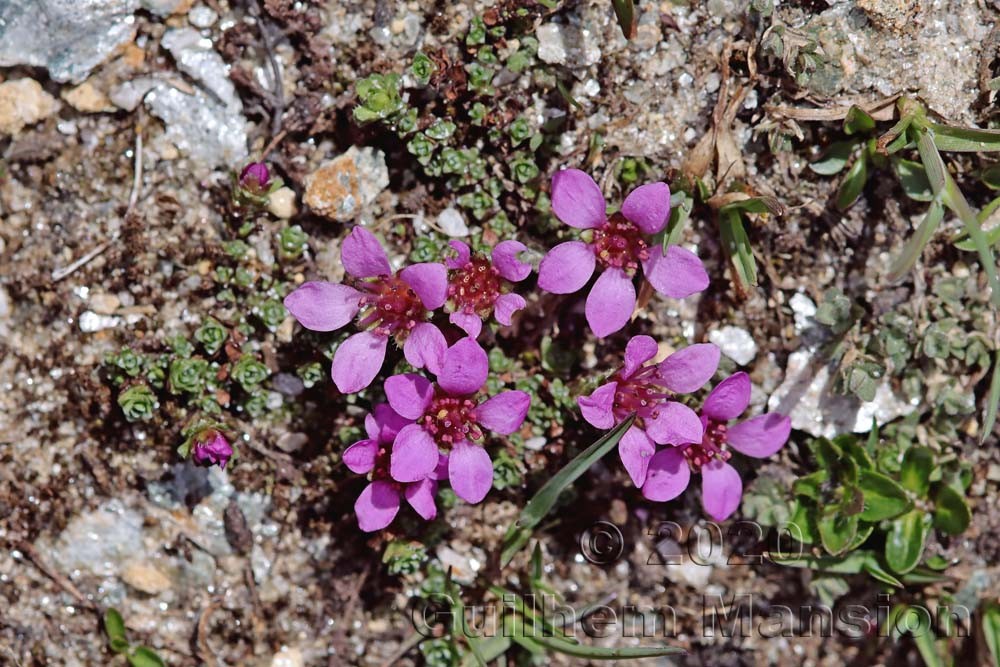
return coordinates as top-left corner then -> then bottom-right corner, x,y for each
708,326 -> 758,366
160,28 -> 241,110
0,0 -> 139,83
143,82 -> 247,167
437,207 -> 469,237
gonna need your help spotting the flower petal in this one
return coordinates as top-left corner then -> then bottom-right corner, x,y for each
537,241 -> 596,294
446,240 -> 471,269
551,168 -> 607,229
404,478 -> 438,521
449,441 -> 493,504
404,322 -> 447,374
642,245 -> 709,299
283,282 -> 361,332
619,426 -> 656,487
390,424 -> 440,482
701,460 -> 743,521
437,337 -> 488,395
492,240 -> 532,282
342,226 -> 391,278
493,293 -> 526,326
577,381 -> 618,429
384,373 -> 435,420
433,452 -> 449,481
355,481 -> 401,532
641,448 -> 691,502
449,310 -> 483,338
622,335 -> 659,380
645,401 -> 704,445
585,268 -> 636,338
331,331 -> 388,393
371,403 -> 411,442
726,413 -> 792,458
401,262 -> 448,310
475,390 -> 530,435
703,372 -> 752,422
343,439 -> 377,474
621,182 -> 671,234
656,343 -> 720,394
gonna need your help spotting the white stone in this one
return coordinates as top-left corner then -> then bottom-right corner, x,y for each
708,326 -> 758,366
267,187 -> 297,219
271,647 -> 303,667
437,207 -> 469,237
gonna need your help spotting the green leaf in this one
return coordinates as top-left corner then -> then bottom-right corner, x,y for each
932,484 -> 971,535
892,157 -> 934,201
719,209 -> 758,289
983,602 -> 1000,667
786,501 -> 818,545
835,154 -> 868,210
899,566 -> 952,585
460,637 -> 511,666
885,510 -> 930,574
929,121 -> 1000,152
521,624 -> 684,659
887,199 -> 945,281
792,470 -> 828,500
611,0 -> 637,40
127,647 -> 166,667
110,638 -> 130,654
818,514 -> 858,556
809,140 -> 856,175
844,105 -> 876,135
861,555 -> 904,588
983,351 -> 1000,445
858,470 -> 912,521
842,437 -> 874,470
773,550 -> 901,587
921,131 -> 1000,307
500,417 -> 634,567
104,608 -> 128,644
982,163 -> 1000,190
661,191 -> 692,250
900,447 -> 934,496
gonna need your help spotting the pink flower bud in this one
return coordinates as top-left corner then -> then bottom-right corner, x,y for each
239,162 -> 271,193
192,431 -> 233,469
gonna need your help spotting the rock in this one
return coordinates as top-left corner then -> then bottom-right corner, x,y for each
0,0 -> 139,83
0,80 -> 59,136
536,22 -> 601,68
161,28 -> 240,110
708,326 -> 757,366
62,81 -> 114,113
79,311 -> 122,332
271,647 -> 304,667
121,561 -> 172,594
140,0 -> 194,16
267,187 -> 297,219
304,146 -> 389,221
89,293 -> 121,315
767,347 -> 915,438
188,4 -> 218,28
44,500 -> 144,577
437,207 -> 469,237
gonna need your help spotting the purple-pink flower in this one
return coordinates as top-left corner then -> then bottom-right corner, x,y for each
641,372 -> 792,521
383,338 -> 531,505
577,335 -> 720,490
192,431 -> 233,469
283,226 -> 449,393
239,162 -> 272,193
538,169 -> 710,337
445,240 -> 532,338
344,404 -> 447,532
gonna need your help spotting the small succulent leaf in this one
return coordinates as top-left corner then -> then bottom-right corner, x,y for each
858,470 -> 912,522
104,608 -> 127,644
899,446 -> 934,496
885,510 -> 930,574
809,140 -> 855,175
818,513 -> 859,556
932,484 -> 971,535
844,105 -> 876,135
127,648 -> 166,667
835,154 -> 868,210
891,157 -> 934,201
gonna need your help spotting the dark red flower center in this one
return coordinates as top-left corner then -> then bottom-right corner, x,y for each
370,440 -> 404,490
611,365 -> 669,423
448,255 -> 503,315
592,212 -> 649,272
357,274 -> 426,338
420,395 -> 482,448
682,419 -> 731,470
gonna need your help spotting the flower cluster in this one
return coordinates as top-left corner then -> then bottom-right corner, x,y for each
283,167 -> 791,530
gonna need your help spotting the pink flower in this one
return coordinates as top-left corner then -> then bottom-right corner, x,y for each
344,404 -> 447,532
383,338 -> 531,505
578,335 -> 720,490
239,162 -> 272,193
537,169 -> 709,337
191,431 -> 233,469
641,372 -> 792,522
283,226 -> 449,393
444,240 -> 531,338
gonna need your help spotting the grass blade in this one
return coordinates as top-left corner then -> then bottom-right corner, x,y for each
887,199 -> 945,281
500,417 -> 634,567
929,122 -> 1000,152
983,351 -> 1000,445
